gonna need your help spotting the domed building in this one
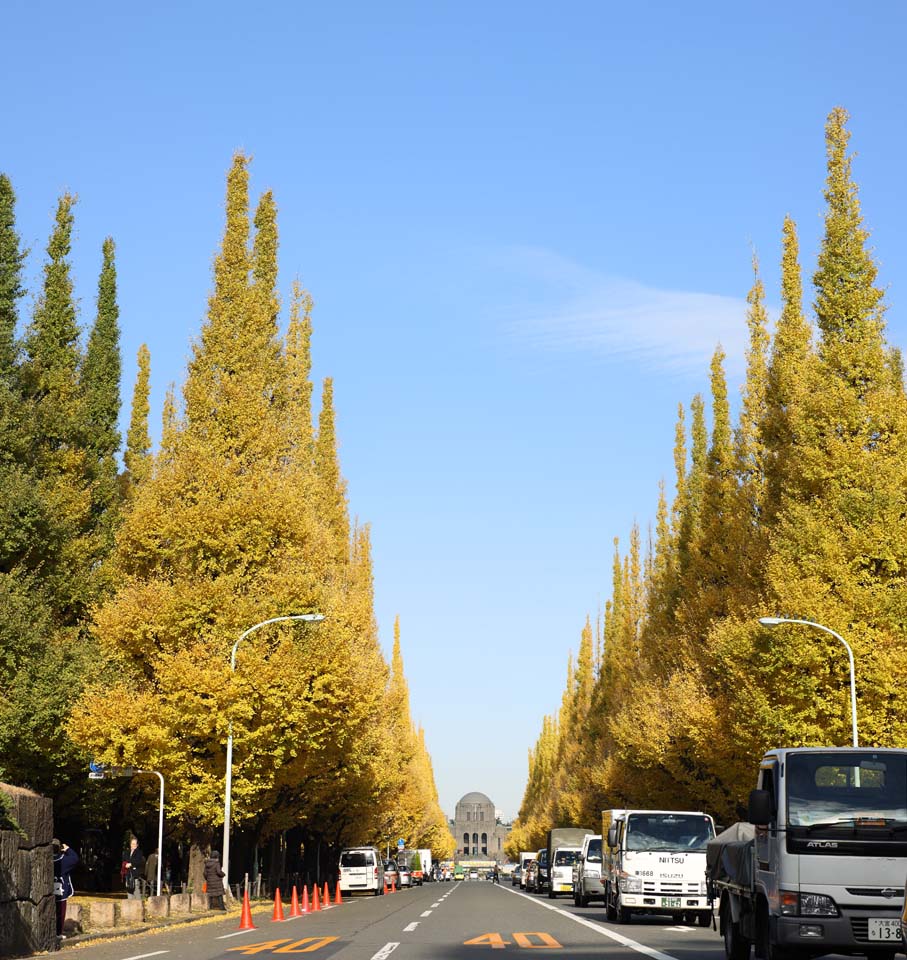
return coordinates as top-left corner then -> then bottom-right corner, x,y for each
452,791 -> 512,866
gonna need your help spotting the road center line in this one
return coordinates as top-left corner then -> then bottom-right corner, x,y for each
403,921 -> 420,932
431,902 -> 441,908
120,952 -> 170,960
420,910 -> 432,917
370,944 -> 399,960
502,886 -> 678,960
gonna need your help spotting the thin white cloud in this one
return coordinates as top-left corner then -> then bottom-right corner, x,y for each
500,248 -> 753,377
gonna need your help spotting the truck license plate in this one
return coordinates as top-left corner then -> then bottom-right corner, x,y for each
661,897 -> 681,908
868,919 -> 901,941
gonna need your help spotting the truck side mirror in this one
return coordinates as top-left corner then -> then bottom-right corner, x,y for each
748,789 -> 772,826
607,825 -> 617,847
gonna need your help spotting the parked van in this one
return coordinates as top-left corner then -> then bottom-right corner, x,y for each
338,846 -> 384,896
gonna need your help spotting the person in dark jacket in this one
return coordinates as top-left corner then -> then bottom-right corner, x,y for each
204,851 -> 226,910
124,837 -> 146,899
53,839 -> 79,937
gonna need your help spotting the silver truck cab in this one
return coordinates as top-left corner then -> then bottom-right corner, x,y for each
742,747 -> 907,956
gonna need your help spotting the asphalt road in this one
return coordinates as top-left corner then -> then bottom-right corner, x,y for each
61,880 -> 730,960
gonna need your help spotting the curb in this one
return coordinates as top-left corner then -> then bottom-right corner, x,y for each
59,905 -> 269,948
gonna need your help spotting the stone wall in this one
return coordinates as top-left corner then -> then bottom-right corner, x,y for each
0,783 -> 56,958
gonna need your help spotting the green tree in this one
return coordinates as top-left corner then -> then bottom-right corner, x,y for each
82,237 -> 122,538
123,344 -> 152,491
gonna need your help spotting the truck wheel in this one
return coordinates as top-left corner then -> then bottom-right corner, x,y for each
698,910 -> 713,927
723,917 -> 750,960
548,887 -> 555,899
605,886 -> 617,922
757,901 -> 793,960
616,896 -> 631,924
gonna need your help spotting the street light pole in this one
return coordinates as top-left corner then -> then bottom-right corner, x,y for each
758,616 -> 859,747
222,614 -> 324,889
136,769 -> 165,896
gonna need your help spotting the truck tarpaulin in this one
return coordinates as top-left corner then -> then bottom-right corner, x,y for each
705,822 -> 755,890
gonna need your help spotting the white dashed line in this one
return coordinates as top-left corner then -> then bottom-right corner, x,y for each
502,885 -> 678,960
370,944 -> 400,960
403,921 -> 420,932
420,910 -> 432,917
216,930 -> 258,940
431,902 -> 441,908
121,953 -> 170,960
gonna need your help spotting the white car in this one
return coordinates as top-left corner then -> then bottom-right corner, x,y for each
338,847 -> 384,896
398,866 -> 412,888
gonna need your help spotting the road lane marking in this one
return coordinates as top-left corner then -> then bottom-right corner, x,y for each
502,886 -> 678,960
121,953 -> 170,960
403,922 -> 419,932
218,930 -> 258,940
370,945 -> 399,960
431,902 -> 441,907
421,910 -> 433,917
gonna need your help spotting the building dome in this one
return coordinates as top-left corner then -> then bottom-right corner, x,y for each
458,791 -> 493,806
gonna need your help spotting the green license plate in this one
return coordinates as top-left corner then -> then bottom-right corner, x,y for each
661,897 -> 681,908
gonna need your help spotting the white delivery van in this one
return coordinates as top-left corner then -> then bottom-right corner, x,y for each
338,846 -> 384,896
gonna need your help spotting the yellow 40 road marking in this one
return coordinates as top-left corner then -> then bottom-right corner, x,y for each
228,938 -> 338,954
464,933 -> 562,949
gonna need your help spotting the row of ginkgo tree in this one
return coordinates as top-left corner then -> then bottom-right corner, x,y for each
0,155 -> 454,880
509,107 -> 907,854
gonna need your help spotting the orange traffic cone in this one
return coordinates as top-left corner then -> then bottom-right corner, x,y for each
334,883 -> 342,906
301,885 -> 310,913
238,889 -> 256,930
312,884 -> 321,912
289,885 -> 302,918
322,882 -> 330,905
272,887 -> 285,922
391,878 -> 396,894
382,876 -> 388,895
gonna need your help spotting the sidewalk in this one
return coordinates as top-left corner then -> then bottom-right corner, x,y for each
58,896 -> 265,949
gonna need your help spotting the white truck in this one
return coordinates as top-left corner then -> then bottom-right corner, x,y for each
519,851 -> 536,888
708,747 -> 907,960
547,827 -> 592,899
573,833 -> 604,906
604,807 -> 715,926
411,848 -> 431,884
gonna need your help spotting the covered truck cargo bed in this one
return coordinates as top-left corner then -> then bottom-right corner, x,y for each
706,822 -> 755,890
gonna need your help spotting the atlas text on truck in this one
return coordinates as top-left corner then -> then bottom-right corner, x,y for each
708,747 -> 907,960
604,808 -> 715,926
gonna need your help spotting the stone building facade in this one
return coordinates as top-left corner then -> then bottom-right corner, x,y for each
451,791 -> 511,865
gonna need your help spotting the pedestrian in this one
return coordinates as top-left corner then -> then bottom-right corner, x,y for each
53,839 -> 79,938
204,850 -> 227,910
123,837 -> 146,899
145,847 -> 159,894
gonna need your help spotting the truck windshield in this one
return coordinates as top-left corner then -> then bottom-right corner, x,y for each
786,753 -> 907,827
585,839 -> 602,863
625,814 -> 714,852
554,850 -> 579,866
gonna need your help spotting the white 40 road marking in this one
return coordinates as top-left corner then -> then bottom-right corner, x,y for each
502,886 -> 678,960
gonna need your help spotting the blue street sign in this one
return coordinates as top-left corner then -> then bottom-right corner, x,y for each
397,838 -> 405,849
89,760 -> 104,772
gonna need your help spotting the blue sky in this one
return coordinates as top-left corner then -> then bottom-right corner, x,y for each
4,1 -> 907,823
